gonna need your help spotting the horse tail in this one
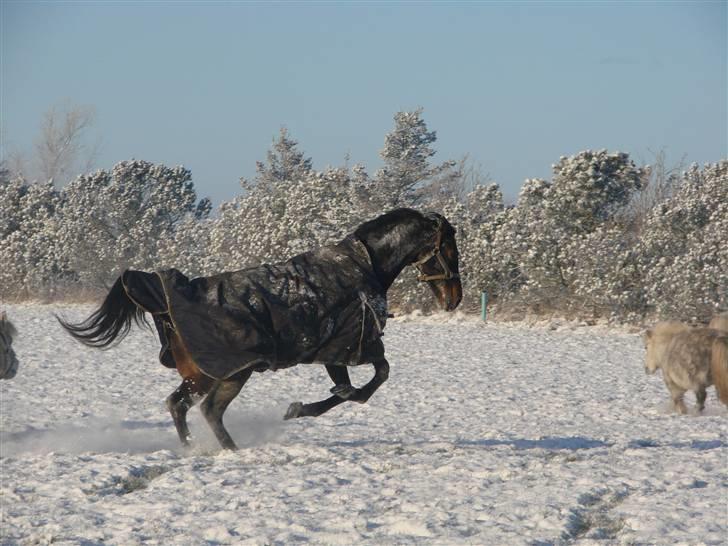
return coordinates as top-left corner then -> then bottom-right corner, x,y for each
56,272 -> 148,348
711,334 -> 728,406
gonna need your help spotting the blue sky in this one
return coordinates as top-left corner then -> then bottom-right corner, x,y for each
2,1 -> 726,205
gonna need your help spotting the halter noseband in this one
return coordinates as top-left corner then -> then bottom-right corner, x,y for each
412,218 -> 459,283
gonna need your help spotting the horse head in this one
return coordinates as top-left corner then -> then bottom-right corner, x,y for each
411,213 -> 462,312
643,329 -> 659,374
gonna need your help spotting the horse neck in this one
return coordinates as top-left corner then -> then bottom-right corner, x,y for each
357,215 -> 432,290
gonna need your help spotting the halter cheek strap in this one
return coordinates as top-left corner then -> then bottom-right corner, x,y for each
412,219 -> 459,283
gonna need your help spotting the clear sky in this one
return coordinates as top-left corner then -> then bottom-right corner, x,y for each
2,1 -> 726,205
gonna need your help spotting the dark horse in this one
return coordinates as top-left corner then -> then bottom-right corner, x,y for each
1,311 -> 19,380
59,209 -> 462,449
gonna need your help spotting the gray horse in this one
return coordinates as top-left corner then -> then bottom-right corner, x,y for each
0,312 -> 18,380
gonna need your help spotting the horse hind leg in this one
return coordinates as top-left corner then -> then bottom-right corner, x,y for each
200,369 -> 252,450
166,331 -> 213,447
167,376 -> 213,446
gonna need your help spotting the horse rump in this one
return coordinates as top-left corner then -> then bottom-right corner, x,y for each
56,270 -> 166,349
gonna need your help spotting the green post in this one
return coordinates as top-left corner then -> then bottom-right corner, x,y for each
481,291 -> 488,321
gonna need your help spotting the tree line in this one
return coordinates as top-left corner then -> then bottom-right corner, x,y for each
1,106 -> 725,324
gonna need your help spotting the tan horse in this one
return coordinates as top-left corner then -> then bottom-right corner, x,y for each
644,320 -> 728,414
0,312 -> 19,380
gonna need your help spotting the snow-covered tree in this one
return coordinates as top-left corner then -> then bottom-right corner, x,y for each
562,226 -> 646,321
467,151 -> 646,316
373,108 -> 459,209
208,165 -> 366,272
640,161 -> 728,322
250,127 -> 313,192
2,107 -> 724,327
156,215 -> 216,277
432,183 -> 508,311
0,176 -> 63,298
56,160 -> 210,288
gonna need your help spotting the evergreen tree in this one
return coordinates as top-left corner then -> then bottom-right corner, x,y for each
373,108 -> 457,209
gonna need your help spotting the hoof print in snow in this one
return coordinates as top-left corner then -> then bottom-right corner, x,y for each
89,465 -> 171,496
561,488 -> 630,542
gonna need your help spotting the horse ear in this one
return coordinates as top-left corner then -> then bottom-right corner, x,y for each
0,311 -> 5,321
645,329 -> 653,339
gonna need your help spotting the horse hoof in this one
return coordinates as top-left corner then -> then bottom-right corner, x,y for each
330,384 -> 357,399
284,402 -> 303,420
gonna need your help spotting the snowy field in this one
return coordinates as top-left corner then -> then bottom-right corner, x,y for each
1,304 -> 726,546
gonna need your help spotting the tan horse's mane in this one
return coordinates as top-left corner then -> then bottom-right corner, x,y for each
648,321 -> 691,340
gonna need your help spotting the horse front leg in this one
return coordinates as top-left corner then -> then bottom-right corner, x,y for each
284,359 -> 390,420
200,369 -> 253,450
348,358 -> 389,404
665,379 -> 688,414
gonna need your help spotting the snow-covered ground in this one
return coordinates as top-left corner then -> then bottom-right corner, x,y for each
1,304 -> 726,545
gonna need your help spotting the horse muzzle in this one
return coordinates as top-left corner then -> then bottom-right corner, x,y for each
438,278 -> 462,312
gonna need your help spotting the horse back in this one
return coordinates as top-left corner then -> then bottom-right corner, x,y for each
664,328 -> 723,388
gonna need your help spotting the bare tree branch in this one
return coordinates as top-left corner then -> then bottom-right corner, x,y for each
34,101 -> 98,185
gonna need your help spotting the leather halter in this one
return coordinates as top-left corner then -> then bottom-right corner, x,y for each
412,218 -> 459,283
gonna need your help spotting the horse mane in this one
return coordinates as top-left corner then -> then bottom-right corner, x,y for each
353,208 -> 457,242
648,321 -> 691,339
353,208 -> 425,238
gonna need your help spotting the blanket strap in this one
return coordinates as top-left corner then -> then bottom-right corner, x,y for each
358,291 -> 384,359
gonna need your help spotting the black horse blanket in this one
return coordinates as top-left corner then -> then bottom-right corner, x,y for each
124,236 -> 388,380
